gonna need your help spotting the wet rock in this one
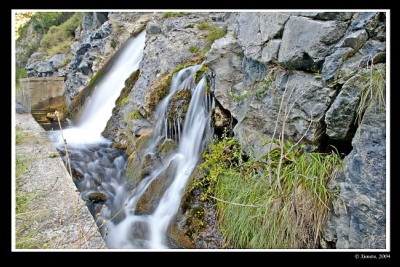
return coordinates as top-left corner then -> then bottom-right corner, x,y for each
144,73 -> 170,117
71,167 -> 85,181
167,89 -> 192,121
168,188 -> 224,249
135,159 -> 177,215
88,192 -> 108,203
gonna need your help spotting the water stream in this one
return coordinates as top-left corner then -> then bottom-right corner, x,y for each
49,31 -> 215,249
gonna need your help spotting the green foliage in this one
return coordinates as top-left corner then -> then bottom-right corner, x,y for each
197,23 -> 227,57
189,46 -> 200,53
16,12 -> 74,42
163,12 -> 188,18
188,133 -> 244,199
39,12 -> 83,55
191,134 -> 343,249
128,110 -> 144,120
15,67 -> 27,89
87,69 -> 104,88
118,97 -> 129,106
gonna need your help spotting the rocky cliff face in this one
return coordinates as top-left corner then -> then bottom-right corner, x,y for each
21,11 -> 387,249
101,11 -> 387,249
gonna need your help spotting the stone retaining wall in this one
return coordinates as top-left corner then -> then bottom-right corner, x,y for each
18,77 -> 65,112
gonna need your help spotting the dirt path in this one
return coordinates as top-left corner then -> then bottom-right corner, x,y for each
14,113 -> 106,250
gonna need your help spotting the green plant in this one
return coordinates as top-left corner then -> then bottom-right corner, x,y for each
190,131 -> 343,248
189,46 -> 199,53
163,12 -> 188,18
39,12 -> 83,56
87,69 -> 104,88
230,89 -> 248,102
128,110 -> 144,120
188,132 -> 245,199
356,64 -> 386,124
197,23 -> 227,57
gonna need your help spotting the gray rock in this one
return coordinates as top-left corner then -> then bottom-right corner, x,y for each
77,58 -> 92,75
324,104 -> 386,249
146,22 -> 162,35
232,12 -> 290,62
324,72 -> 367,140
232,68 -> 337,157
35,61 -> 55,75
48,53 -> 67,69
81,12 -> 109,36
321,47 -> 355,83
76,43 -> 91,56
205,31 -> 244,117
278,16 -> 348,71
242,57 -> 269,85
261,39 -> 281,63
336,29 -> 369,51
16,102 -> 28,113
291,12 -> 354,21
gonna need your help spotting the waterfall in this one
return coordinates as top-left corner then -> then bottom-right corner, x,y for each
49,30 -> 214,249
102,65 -> 214,249
51,31 -> 146,145
149,76 -> 213,248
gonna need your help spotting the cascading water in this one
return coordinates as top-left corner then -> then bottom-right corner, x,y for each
55,31 -> 146,144
102,65 -> 214,249
49,29 -> 214,249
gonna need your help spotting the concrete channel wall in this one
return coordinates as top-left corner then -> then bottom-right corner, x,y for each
19,77 -> 65,112
14,113 -> 107,250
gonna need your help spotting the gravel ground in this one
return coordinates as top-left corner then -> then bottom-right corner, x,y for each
14,113 -> 107,250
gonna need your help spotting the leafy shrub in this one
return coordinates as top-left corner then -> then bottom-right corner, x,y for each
39,12 -> 83,55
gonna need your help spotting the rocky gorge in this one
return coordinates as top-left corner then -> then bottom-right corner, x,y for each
15,11 -> 387,250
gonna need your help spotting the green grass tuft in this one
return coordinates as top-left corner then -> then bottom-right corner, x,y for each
191,134 -> 343,249
356,64 -> 386,124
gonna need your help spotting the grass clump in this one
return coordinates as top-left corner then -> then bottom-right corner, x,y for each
191,133 -> 343,249
189,46 -> 200,53
197,23 -> 227,57
356,64 -> 386,124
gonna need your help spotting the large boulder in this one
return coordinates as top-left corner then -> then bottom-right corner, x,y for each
278,16 -> 348,72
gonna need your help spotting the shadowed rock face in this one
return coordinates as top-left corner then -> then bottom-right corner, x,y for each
324,105 -> 386,249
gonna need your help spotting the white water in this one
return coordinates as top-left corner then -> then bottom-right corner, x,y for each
102,65 -> 214,249
51,31 -> 146,145
149,71 -> 213,249
49,31 -> 214,249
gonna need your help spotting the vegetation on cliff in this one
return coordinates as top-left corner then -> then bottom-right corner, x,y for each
39,12 -> 84,56
189,132 -> 343,249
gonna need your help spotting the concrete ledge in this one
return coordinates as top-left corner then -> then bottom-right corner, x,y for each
20,77 -> 65,82
14,113 -> 107,250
